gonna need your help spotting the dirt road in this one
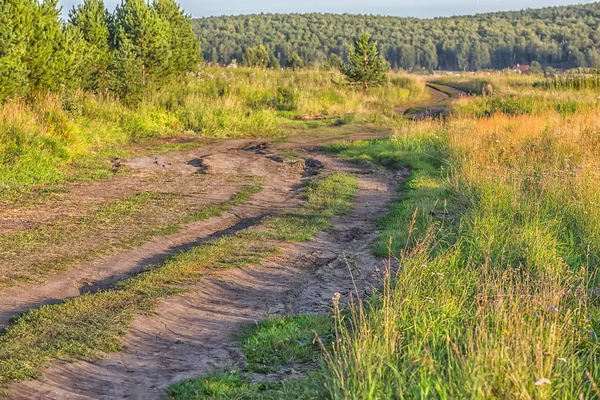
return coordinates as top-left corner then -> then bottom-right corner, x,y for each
1,87 -> 460,398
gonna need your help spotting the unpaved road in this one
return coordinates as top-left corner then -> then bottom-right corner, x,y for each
1,127 -> 411,399
8,152 -> 407,399
400,83 -> 464,119
1,86 -> 465,397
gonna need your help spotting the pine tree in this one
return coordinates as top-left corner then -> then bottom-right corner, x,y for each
0,0 -> 29,100
108,30 -> 145,104
287,52 -> 304,70
27,0 -> 69,92
111,0 -> 170,87
341,33 -> 388,91
69,0 -> 112,91
153,0 -> 199,75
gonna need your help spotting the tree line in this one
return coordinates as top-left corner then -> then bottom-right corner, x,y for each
0,0 -> 199,103
192,3 -> 600,71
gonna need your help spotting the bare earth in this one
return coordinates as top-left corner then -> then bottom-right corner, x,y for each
1,128 -> 410,399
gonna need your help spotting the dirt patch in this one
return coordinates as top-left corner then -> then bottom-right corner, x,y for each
399,83 -> 465,120
0,145 -> 305,328
7,152 -> 409,399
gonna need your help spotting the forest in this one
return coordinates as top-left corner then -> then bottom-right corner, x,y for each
193,2 -> 600,70
0,0 -> 199,103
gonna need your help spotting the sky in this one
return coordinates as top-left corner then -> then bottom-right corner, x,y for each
58,0 -> 598,18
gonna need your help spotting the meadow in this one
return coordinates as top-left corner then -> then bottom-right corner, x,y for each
168,71 -> 600,399
3,63 -> 600,399
0,67 -> 426,195
320,73 -> 600,399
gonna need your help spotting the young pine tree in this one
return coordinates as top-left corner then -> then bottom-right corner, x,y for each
109,30 -> 145,104
341,33 -> 388,91
68,0 -> 112,91
0,1 -> 29,100
111,0 -> 170,93
153,0 -> 200,76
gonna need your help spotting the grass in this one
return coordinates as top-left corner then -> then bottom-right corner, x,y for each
320,88 -> 600,398
168,371 -> 322,400
0,173 -> 359,387
168,314 -> 332,399
240,315 -> 332,373
0,182 -> 264,287
0,68 -> 425,196
325,120 -> 451,255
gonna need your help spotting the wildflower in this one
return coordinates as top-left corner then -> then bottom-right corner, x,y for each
535,378 -> 551,386
546,304 -> 559,313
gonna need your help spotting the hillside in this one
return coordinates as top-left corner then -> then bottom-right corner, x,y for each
192,2 -> 600,70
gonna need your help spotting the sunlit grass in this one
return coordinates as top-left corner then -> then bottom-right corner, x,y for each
322,97 -> 600,398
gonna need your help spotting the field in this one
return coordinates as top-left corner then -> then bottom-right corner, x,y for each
1,64 -> 600,400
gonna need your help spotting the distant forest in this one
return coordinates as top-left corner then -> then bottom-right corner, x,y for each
192,2 -> 600,71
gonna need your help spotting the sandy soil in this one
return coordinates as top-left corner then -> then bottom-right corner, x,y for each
7,150 -> 408,399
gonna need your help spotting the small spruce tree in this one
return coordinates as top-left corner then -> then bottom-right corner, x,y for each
153,0 -> 200,75
111,0 -> 170,86
0,1 -> 29,100
341,33 -> 388,91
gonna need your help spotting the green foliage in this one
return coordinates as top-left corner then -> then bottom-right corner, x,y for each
0,0 -> 69,97
341,33 -> 389,91
193,4 -> 600,71
240,315 -> 332,372
530,60 -> 543,74
0,0 -> 199,103
286,53 -> 304,70
242,45 -> 270,68
68,0 -> 112,91
0,1 -> 29,100
110,0 -> 171,102
153,0 -> 200,75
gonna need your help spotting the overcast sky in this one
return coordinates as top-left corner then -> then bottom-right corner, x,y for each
58,0 -> 598,18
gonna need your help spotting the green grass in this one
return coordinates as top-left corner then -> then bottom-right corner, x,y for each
0,173 -> 359,387
168,371 -> 322,400
0,183 -> 264,287
240,315 -> 332,373
320,99 -> 600,399
168,314 -> 332,399
325,124 -> 452,255
0,68 -> 424,195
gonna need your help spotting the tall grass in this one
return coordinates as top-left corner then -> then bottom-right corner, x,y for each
0,68 -> 425,191
324,106 -> 600,398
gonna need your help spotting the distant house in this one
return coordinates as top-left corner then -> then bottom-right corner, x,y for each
511,64 -> 530,73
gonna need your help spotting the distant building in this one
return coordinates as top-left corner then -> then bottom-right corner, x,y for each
511,64 -> 530,73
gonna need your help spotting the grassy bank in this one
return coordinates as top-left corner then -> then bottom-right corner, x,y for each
323,99 -> 600,398
0,68 -> 425,193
